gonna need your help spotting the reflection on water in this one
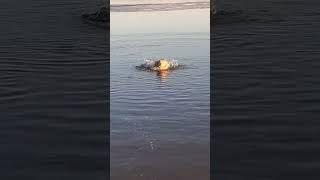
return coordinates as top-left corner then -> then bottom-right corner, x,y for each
111,1 -> 209,179
156,70 -> 169,80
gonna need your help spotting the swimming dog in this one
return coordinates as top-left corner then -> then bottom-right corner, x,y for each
153,59 -> 170,71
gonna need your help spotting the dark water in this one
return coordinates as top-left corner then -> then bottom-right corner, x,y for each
0,0 -> 108,179
111,2 -> 209,179
213,0 -> 320,179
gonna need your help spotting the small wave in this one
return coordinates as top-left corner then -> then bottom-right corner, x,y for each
136,58 -> 180,71
82,7 -> 108,28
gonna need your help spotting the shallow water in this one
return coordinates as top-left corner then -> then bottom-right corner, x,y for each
213,0 -> 320,179
111,34 -> 210,180
111,1 -> 210,179
0,0 -> 108,179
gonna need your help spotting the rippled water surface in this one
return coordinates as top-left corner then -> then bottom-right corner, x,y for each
111,1 -> 210,179
214,0 -> 320,179
0,0 -> 107,179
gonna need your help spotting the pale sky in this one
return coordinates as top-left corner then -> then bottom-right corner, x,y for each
111,8 -> 209,35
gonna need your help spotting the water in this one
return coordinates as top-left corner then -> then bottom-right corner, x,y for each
111,1 -> 210,179
0,0 -> 108,179
213,0 -> 320,179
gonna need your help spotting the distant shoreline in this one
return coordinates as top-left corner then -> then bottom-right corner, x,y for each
82,1 -> 212,28
110,1 -> 209,12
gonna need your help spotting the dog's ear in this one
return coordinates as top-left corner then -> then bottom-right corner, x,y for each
154,60 -> 160,67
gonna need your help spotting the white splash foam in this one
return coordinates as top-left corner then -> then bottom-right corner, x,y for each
136,58 -> 180,71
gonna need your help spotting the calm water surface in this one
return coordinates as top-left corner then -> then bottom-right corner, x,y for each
214,0 -> 320,179
111,1 -> 210,179
0,0 -> 107,179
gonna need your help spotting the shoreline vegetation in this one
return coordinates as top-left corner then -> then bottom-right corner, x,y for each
82,1 -> 214,28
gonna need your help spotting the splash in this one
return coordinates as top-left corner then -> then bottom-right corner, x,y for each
136,58 -> 180,71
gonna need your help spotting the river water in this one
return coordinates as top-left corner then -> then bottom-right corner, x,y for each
0,0 -> 108,179
111,0 -> 210,179
213,0 -> 320,179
